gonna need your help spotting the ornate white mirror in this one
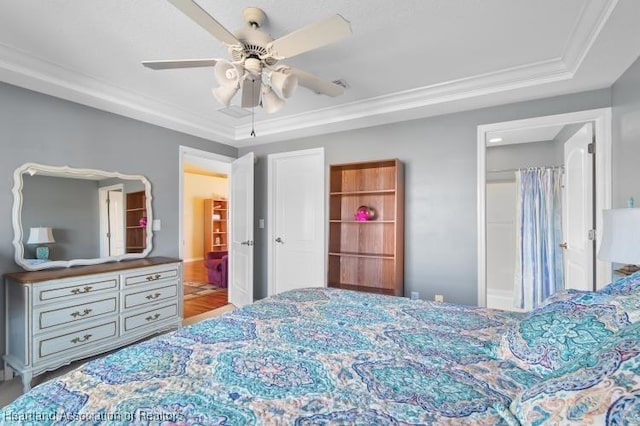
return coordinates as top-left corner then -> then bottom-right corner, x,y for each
12,163 -> 153,271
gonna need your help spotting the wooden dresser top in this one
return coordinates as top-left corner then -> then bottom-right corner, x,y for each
4,257 -> 182,284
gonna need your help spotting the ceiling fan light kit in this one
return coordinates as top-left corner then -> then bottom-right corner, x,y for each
261,85 -> 285,114
267,68 -> 298,99
211,85 -> 237,107
142,0 -> 352,116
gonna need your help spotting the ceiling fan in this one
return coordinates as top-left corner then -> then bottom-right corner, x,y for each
142,0 -> 352,114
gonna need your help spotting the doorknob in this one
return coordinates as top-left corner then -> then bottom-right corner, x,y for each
275,237 -> 284,244
559,242 -> 568,249
241,240 -> 254,246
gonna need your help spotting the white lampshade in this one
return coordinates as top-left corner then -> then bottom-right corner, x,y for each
598,208 -> 640,264
27,227 -> 55,244
261,86 -> 284,114
212,61 -> 242,107
268,69 -> 298,99
214,61 -> 242,88
212,85 -> 239,107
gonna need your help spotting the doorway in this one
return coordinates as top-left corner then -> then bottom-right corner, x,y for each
477,108 -> 612,309
179,146 -> 232,318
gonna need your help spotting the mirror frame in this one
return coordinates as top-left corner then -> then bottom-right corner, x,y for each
12,162 -> 153,271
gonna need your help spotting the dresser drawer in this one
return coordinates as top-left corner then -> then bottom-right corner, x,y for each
35,320 -> 118,363
122,265 -> 179,287
122,282 -> 178,311
34,295 -> 118,334
33,276 -> 119,306
122,302 -> 178,333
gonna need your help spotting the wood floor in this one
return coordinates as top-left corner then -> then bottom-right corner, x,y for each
183,260 -> 229,318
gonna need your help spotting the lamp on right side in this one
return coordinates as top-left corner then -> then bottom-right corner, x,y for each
598,208 -> 640,275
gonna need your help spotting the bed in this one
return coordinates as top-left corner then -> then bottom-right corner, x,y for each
2,277 -> 639,425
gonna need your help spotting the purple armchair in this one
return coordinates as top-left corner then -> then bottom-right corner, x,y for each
204,251 -> 228,288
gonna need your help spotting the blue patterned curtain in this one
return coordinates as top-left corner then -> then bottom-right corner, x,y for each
514,167 -> 564,310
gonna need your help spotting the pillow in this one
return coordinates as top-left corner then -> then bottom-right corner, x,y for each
599,270 -> 640,296
508,321 -> 640,425
498,300 -> 630,377
540,288 -> 593,306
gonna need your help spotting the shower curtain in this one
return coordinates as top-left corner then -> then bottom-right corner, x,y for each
514,167 -> 564,310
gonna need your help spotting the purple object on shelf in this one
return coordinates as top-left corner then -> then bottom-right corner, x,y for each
354,206 -> 375,221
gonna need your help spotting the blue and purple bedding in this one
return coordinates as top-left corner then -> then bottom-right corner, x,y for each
3,280 -> 639,425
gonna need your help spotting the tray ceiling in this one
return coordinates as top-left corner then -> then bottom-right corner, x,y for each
1,0 -> 639,146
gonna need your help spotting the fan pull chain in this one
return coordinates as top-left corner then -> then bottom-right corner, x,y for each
250,79 -> 256,137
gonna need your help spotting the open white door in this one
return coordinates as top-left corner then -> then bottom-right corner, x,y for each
99,185 -> 124,257
108,190 -> 125,256
268,148 -> 325,295
563,123 -> 594,291
229,152 -> 255,307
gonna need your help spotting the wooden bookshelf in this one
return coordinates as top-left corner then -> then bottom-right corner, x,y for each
328,159 -> 404,296
204,198 -> 228,253
125,191 -> 146,254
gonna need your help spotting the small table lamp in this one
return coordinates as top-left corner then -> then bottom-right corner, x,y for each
27,227 -> 55,260
598,208 -> 640,274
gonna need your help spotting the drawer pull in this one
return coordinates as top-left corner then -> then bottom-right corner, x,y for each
146,292 -> 162,300
70,334 -> 92,344
70,309 -> 93,318
145,273 -> 162,282
71,286 -> 93,295
145,313 -> 161,322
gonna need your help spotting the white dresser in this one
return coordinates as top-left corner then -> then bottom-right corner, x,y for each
3,257 -> 182,392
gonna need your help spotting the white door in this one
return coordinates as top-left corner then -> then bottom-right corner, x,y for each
563,123 -> 594,292
229,152 -> 255,307
108,190 -> 125,256
268,148 -> 325,295
99,185 -> 124,257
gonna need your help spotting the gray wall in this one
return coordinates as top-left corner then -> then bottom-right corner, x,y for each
486,140 -> 561,182
22,175 -> 100,260
241,88 -> 611,304
612,56 -> 640,208
0,82 -> 237,363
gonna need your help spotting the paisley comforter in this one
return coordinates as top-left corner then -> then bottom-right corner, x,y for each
1,288 -> 538,425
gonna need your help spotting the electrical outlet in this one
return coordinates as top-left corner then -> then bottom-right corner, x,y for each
434,294 -> 444,303
410,291 -> 419,300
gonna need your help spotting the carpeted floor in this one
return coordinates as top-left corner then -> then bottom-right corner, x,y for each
183,281 -> 226,300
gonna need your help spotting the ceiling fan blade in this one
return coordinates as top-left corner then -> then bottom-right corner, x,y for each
241,78 -> 261,108
268,14 -> 352,59
142,59 -> 219,70
168,0 -> 240,46
288,68 -> 344,97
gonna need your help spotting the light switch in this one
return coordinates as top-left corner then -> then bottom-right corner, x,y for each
152,219 -> 161,231
259,219 -> 265,229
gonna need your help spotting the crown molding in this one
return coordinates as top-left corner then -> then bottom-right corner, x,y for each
235,0 -> 618,144
234,57 -> 572,141
0,0 -> 618,147
0,43 -> 235,143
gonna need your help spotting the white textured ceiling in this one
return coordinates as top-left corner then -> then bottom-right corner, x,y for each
1,0 -> 639,147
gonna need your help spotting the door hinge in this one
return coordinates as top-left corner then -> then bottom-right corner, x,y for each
588,229 -> 596,241
588,142 -> 594,154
